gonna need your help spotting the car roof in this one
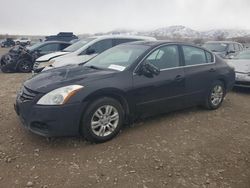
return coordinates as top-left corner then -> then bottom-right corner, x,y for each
122,40 -> 202,48
86,35 -> 156,41
205,41 -> 241,44
42,40 -> 71,44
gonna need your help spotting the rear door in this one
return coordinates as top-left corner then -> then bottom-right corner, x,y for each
133,45 -> 186,116
181,45 -> 216,106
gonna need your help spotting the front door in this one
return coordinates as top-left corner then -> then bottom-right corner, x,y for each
132,45 -> 186,116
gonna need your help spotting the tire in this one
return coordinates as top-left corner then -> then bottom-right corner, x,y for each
0,66 -> 10,73
17,59 -> 32,73
204,80 -> 225,110
80,97 -> 124,143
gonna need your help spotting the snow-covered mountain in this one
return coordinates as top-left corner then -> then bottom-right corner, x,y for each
101,25 -> 250,39
201,29 -> 250,39
149,25 -> 200,38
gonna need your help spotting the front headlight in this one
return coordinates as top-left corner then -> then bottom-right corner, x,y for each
37,60 -> 55,69
37,85 -> 84,105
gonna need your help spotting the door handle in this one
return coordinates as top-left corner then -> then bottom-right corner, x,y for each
209,68 -> 216,72
175,75 -> 184,82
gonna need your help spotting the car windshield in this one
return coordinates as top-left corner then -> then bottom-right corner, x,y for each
234,50 -> 250,59
62,38 -> 96,52
26,42 -> 42,51
84,44 -> 149,71
203,43 -> 228,52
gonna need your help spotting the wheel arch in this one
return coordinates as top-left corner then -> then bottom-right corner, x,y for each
82,88 -> 131,121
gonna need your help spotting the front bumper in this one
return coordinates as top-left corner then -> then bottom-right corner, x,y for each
234,73 -> 250,88
235,81 -> 250,88
14,97 -> 87,137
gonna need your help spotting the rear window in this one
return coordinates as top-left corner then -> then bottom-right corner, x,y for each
205,51 -> 214,62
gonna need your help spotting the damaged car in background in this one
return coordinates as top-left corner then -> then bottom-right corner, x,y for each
0,41 -> 71,73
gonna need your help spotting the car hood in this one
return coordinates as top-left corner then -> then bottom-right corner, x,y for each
51,54 -> 97,68
36,51 -> 70,62
227,59 -> 250,73
24,65 -> 116,93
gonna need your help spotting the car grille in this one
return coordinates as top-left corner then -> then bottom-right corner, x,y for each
19,86 -> 38,102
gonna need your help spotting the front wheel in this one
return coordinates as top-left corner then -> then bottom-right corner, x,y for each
204,80 -> 225,110
81,97 -> 124,143
17,59 -> 33,73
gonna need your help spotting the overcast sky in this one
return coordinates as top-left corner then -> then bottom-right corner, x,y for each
0,0 -> 250,35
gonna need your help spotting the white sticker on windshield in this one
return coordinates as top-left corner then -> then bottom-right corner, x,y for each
108,64 -> 126,71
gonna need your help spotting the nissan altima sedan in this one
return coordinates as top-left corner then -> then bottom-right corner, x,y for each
14,41 -> 235,143
227,50 -> 250,88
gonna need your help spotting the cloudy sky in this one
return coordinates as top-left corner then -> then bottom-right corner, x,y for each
0,0 -> 250,35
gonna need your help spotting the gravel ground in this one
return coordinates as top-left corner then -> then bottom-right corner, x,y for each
0,47 -> 250,188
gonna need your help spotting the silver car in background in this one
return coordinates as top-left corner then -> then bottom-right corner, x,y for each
227,50 -> 250,88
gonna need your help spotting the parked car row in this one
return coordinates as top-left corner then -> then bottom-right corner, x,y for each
1,38 -> 16,47
33,35 -> 156,73
14,40 -> 235,143
0,32 -> 78,48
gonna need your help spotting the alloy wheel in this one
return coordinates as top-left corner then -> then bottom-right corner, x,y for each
91,105 -> 119,137
210,85 -> 224,106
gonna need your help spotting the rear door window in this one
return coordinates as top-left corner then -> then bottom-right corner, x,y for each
182,46 -> 207,66
145,45 -> 180,70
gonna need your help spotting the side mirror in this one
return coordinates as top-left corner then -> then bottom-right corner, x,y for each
138,61 -> 160,77
86,48 -> 96,55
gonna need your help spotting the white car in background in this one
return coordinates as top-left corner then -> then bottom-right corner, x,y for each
34,35 -> 156,72
227,50 -> 250,88
14,37 -> 31,45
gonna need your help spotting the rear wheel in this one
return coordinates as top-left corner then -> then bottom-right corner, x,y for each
204,80 -> 225,110
81,97 -> 124,143
17,59 -> 32,73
